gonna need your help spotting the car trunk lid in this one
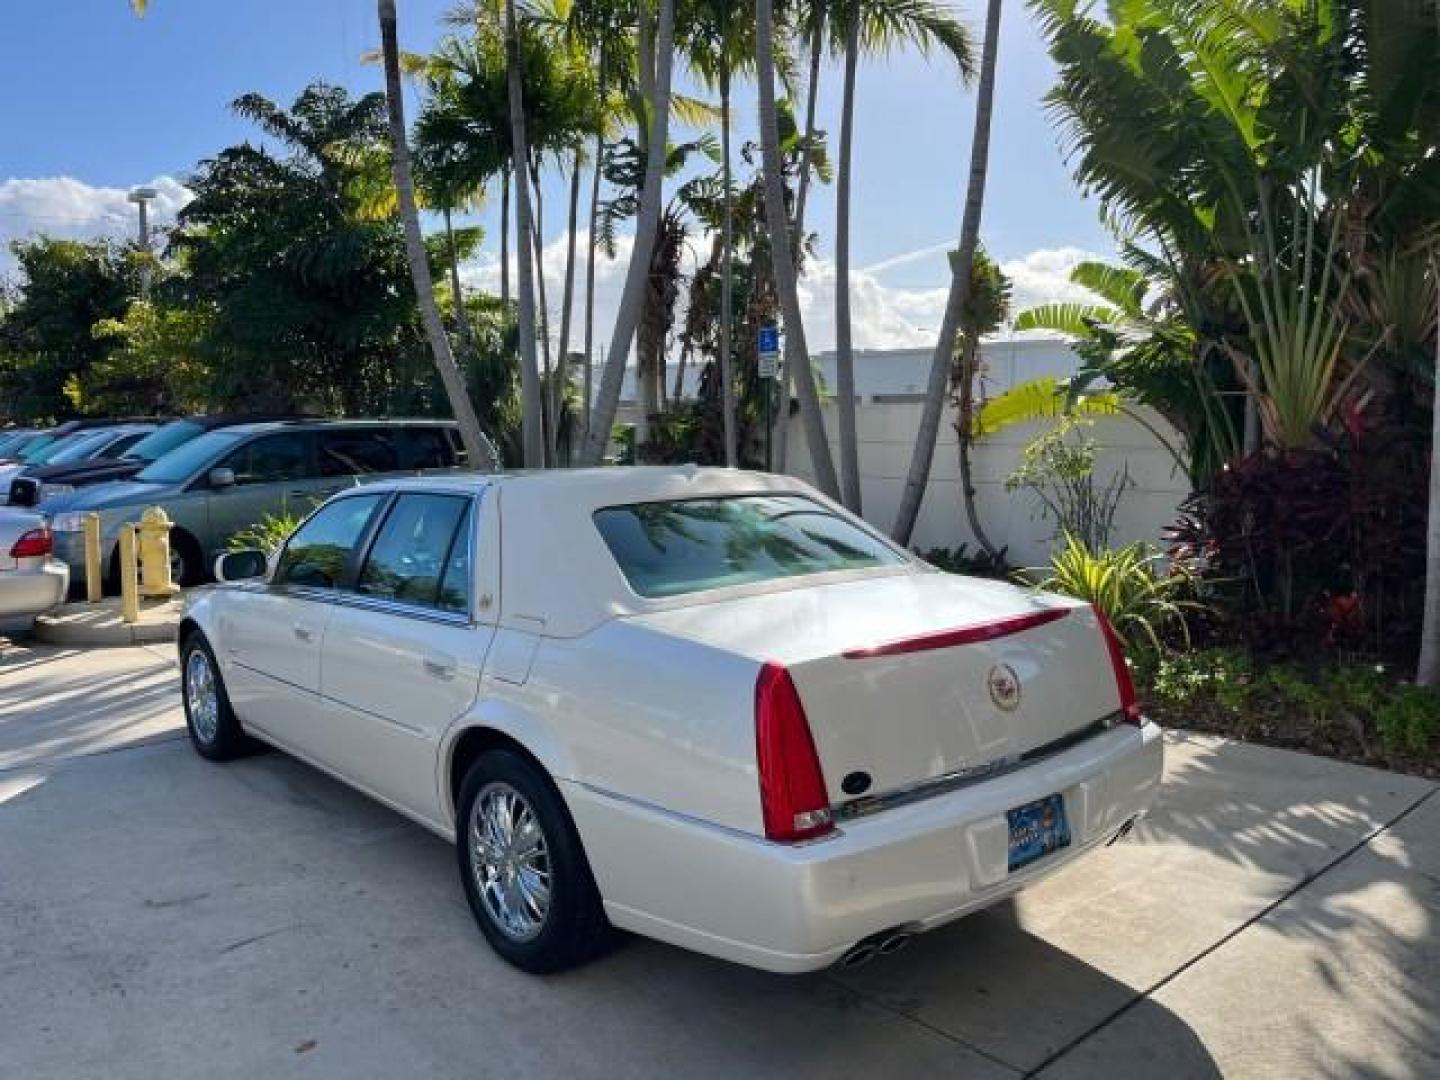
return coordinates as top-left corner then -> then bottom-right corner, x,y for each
632,571 -> 1120,799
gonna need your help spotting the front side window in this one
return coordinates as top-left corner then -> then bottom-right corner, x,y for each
593,494 -> 906,599
275,493 -> 386,590
221,433 -> 311,486
358,494 -> 472,612
136,430 -> 245,484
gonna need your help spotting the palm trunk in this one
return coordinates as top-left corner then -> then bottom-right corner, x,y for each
833,0 -> 861,511
581,0 -> 676,465
793,13 -> 824,237
891,0 -> 1002,544
443,206 -> 473,354
529,159 -> 556,464
558,148 -> 582,391
756,0 -> 840,498
583,51 -> 607,443
957,337 -> 998,557
500,165 -> 511,308
377,0 -> 495,471
504,0 -> 543,467
772,13 -> 824,471
719,68 -> 738,467
1417,255 -> 1440,686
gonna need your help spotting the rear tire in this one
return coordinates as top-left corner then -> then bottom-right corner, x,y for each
456,749 -> 611,973
180,632 -> 251,761
170,529 -> 205,588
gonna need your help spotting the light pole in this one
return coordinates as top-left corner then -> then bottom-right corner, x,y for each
128,186 -> 158,299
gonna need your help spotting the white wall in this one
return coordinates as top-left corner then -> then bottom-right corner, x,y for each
784,400 -> 1190,568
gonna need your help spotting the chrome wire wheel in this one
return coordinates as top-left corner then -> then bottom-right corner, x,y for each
185,648 -> 219,744
469,782 -> 552,942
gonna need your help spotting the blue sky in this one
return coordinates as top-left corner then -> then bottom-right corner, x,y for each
1,0 -> 1114,349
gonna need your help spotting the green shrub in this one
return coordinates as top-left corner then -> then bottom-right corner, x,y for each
1149,647 -> 1254,716
1376,685 -> 1440,756
227,509 -> 307,556
1031,533 -> 1201,656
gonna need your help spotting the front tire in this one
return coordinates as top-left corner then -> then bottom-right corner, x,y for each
180,633 -> 250,761
456,749 -> 611,973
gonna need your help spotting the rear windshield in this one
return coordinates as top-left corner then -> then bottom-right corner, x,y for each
593,494 -> 905,598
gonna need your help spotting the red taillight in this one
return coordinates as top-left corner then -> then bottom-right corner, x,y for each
755,662 -> 834,842
10,527 -> 52,559
1093,606 -> 1143,725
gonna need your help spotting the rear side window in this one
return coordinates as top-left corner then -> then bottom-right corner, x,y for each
358,494 -> 472,611
593,495 -> 905,598
319,429 -> 399,477
276,493 -> 387,590
402,428 -> 457,470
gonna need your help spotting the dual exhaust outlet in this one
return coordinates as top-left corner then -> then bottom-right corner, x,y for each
838,928 -> 914,969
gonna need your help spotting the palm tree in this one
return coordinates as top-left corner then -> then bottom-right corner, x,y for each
755,0 -> 840,498
892,0 -> 1000,544
831,0 -> 973,511
682,0 -> 761,468
502,0 -> 545,467
580,0 -> 678,465
952,247 -> 1009,557
378,0 -> 498,470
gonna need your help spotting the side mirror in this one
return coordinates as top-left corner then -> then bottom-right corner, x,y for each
214,548 -> 268,582
208,467 -> 236,489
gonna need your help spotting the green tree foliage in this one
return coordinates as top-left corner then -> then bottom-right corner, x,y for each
170,84 -> 427,414
0,238 -> 139,421
77,301 -> 214,416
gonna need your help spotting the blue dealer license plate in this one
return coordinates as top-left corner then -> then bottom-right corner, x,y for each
1006,793 -> 1071,872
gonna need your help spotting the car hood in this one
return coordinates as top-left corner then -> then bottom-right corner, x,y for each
57,479 -> 172,512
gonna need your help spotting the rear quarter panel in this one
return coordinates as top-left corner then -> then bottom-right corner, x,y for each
518,620 -> 764,835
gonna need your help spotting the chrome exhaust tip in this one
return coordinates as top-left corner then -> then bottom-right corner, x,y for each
840,943 -> 877,969
877,932 -> 913,956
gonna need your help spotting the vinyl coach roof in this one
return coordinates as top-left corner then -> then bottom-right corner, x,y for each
378,466 -> 828,637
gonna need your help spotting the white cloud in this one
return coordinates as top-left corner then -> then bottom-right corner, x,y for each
998,246 -> 1111,315
463,232 -> 1107,361
0,175 -> 191,273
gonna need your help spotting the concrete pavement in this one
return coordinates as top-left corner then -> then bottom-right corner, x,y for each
1,641 -> 1436,1078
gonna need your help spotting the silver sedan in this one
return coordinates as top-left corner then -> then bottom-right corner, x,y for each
0,511 -> 68,618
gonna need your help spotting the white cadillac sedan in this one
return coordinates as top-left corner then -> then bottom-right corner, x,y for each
180,467 -> 1162,974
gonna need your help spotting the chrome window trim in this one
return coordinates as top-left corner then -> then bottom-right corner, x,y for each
834,713 -> 1122,823
275,486 -> 485,626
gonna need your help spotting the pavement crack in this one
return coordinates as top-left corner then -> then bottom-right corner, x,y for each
1023,783 -> 1440,1078
220,923 -> 302,955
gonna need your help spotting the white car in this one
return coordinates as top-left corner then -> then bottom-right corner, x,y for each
179,467 -> 1162,974
0,510 -> 68,618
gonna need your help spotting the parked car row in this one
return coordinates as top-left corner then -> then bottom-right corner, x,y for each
0,417 -> 472,619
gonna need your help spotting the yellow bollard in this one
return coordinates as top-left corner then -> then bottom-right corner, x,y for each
84,512 -> 103,604
137,506 -> 179,598
118,525 -> 140,624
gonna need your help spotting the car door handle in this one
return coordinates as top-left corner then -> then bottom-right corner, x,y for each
293,623 -> 315,643
423,656 -> 456,680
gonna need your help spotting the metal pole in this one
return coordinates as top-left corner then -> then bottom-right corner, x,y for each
766,379 -> 773,472
129,186 -> 157,300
